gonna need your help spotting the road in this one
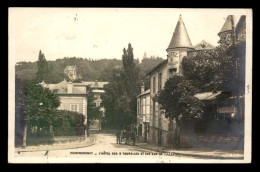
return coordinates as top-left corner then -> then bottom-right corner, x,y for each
15,132 -> 191,163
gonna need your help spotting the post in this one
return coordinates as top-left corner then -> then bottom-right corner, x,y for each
22,116 -> 29,148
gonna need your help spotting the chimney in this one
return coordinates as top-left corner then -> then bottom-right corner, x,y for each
141,83 -> 145,93
68,81 -> 73,93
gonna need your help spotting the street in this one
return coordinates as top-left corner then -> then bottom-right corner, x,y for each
14,132 -> 193,162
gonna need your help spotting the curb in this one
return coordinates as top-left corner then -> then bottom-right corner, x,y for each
134,144 -> 244,160
15,137 -> 96,153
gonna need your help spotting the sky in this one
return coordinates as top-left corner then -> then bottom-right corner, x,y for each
9,8 -> 249,63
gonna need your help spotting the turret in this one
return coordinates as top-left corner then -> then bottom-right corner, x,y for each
166,15 -> 194,75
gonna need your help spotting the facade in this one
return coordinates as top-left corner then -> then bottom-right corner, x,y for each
81,81 -> 109,130
146,15 -> 246,147
81,81 -> 109,107
147,15 -> 196,147
136,86 -> 150,143
39,79 -> 88,133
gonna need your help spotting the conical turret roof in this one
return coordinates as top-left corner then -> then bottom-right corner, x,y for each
218,15 -> 240,36
167,15 -> 193,51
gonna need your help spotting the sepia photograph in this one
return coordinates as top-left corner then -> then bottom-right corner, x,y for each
8,8 -> 252,163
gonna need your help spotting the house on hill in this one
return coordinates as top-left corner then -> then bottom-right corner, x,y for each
64,65 -> 79,81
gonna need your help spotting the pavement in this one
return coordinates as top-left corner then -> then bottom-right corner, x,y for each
14,132 -> 244,160
15,135 -> 95,152
134,142 -> 244,159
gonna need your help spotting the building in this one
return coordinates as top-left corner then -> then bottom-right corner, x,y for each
39,79 -> 88,135
147,15 -> 197,147
136,85 -> 150,143
146,14 -> 246,147
64,65 -> 79,81
82,81 -> 109,107
81,81 -> 109,130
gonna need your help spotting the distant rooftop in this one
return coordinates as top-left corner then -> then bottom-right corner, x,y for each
194,40 -> 215,51
137,89 -> 150,98
39,80 -> 87,95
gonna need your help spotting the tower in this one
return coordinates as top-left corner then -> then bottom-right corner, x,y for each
166,15 -> 194,75
143,52 -> 147,59
218,15 -> 240,45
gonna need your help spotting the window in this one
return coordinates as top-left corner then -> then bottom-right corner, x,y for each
143,97 -> 146,114
158,72 -> 162,91
137,101 -> 139,114
169,68 -> 177,75
70,104 -> 79,112
152,76 -> 156,93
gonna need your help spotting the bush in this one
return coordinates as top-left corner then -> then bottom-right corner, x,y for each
52,110 -> 85,136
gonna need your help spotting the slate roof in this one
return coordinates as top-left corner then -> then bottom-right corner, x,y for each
235,15 -> 246,42
146,59 -> 168,76
167,15 -> 194,51
194,40 -> 215,51
137,89 -> 150,98
218,15 -> 240,36
40,80 -> 87,95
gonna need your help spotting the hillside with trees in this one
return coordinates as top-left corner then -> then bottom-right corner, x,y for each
15,55 -> 164,84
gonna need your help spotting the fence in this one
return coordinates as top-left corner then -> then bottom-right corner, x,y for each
148,126 -> 243,149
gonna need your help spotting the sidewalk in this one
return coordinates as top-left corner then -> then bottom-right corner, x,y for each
15,135 -> 95,152
135,142 -> 244,159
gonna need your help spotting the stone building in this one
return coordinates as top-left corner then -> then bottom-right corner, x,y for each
147,15 -> 197,147
136,85 -> 150,143
39,79 -> 88,135
81,81 -> 109,130
146,14 -> 246,147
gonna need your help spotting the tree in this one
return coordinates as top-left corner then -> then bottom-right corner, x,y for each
103,43 -> 143,130
158,75 -> 204,147
182,50 -> 218,92
36,50 -> 49,82
52,110 -> 85,136
182,32 -> 245,121
26,81 -> 60,138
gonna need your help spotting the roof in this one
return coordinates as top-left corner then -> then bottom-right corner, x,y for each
235,15 -> 246,42
146,60 -> 167,76
218,15 -> 240,36
40,80 -> 87,95
137,89 -> 150,98
92,89 -> 105,93
194,91 -> 221,100
194,40 -> 215,51
81,81 -> 109,88
167,15 -> 194,51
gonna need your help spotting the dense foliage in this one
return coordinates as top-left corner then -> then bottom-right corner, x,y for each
159,75 -> 204,121
102,43 -> 144,130
16,54 -> 163,84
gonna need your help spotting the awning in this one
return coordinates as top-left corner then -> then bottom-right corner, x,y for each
218,106 -> 237,114
194,91 -> 222,100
